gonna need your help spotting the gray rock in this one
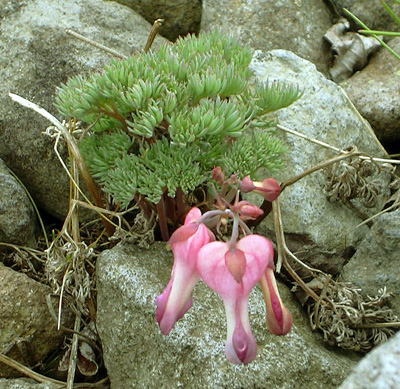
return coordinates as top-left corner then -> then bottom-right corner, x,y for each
201,0 -> 333,75
0,0 -> 166,220
340,209 -> 400,316
96,242 -> 360,389
339,331 -> 400,389
0,159 -> 37,248
0,378 -> 58,389
250,49 -> 391,258
0,263 -> 74,378
341,37 -> 400,145
328,0 -> 400,31
113,0 -> 202,41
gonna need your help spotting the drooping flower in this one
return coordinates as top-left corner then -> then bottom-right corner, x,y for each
197,235 -> 273,364
241,176 -> 281,202
260,266 -> 292,336
231,200 -> 264,220
156,208 -> 213,335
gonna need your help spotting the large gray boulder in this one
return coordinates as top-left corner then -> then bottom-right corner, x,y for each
0,263 -> 73,378
96,242 -> 360,388
340,209 -> 400,316
329,0 -> 400,31
341,37 -> 400,145
0,0 -> 166,220
0,158 -> 37,248
249,49 -> 390,266
201,0 -> 333,75
112,0 -> 202,41
339,331 -> 400,389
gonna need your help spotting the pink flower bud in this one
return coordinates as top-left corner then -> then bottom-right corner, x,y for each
233,201 -> 263,219
212,166 -> 224,185
240,176 -> 256,193
253,178 -> 281,202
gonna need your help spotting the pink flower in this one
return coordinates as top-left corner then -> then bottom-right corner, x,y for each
197,235 -> 273,364
232,200 -> 263,220
260,267 -> 292,336
241,176 -> 281,202
156,208 -> 213,335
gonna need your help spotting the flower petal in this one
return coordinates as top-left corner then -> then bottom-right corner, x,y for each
254,178 -> 281,202
169,223 -> 199,245
223,297 -> 257,364
225,248 -> 246,283
157,261 -> 198,335
240,176 -> 256,193
184,207 -> 202,224
156,208 -> 213,335
198,236 -> 271,298
235,235 -> 273,289
260,268 -> 292,335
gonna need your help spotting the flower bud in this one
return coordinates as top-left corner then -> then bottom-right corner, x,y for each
252,178 -> 281,202
233,201 -> 263,219
260,268 -> 292,335
212,166 -> 224,185
240,176 -> 256,193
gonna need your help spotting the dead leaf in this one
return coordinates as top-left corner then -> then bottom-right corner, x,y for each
324,18 -> 382,82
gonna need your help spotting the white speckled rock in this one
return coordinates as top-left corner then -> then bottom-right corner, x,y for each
96,242 -> 360,388
339,331 -> 400,389
250,49 -> 390,255
201,0 -> 333,75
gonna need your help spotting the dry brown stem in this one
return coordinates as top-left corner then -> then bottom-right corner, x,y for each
144,18 -> 164,53
0,352 -> 109,387
65,29 -> 127,59
0,352 -> 64,387
8,94 -> 114,236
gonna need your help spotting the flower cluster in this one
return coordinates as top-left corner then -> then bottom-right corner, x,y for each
156,176 -> 292,364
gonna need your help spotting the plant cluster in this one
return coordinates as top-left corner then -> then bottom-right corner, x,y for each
309,282 -> 397,352
55,31 -> 301,238
325,158 -> 381,207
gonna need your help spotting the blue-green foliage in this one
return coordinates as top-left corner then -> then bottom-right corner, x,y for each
55,30 -> 302,207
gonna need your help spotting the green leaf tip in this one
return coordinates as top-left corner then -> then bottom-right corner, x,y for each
55,30 -> 300,208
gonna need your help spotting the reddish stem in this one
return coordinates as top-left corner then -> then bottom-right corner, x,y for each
174,187 -> 189,225
156,195 -> 170,241
134,193 -> 155,220
100,104 -> 128,130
